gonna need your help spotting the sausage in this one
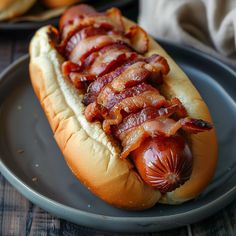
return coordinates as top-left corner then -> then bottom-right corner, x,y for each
132,136 -> 193,193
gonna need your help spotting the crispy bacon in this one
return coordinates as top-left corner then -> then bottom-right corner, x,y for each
68,34 -> 130,64
105,7 -> 124,32
60,6 -> 124,39
64,45 -> 139,90
83,62 -> 134,105
62,61 -> 80,76
84,102 -> 104,122
69,72 -> 96,89
119,117 -> 212,159
145,54 -> 170,75
83,54 -> 168,105
169,97 -> 187,118
59,5 -> 101,31
58,25 -> 114,57
81,43 -> 131,75
86,84 -> 156,125
97,83 -> 155,110
120,126 -> 150,159
62,61 -> 95,89
108,61 -> 150,92
119,118 -> 179,159
181,118 -> 212,133
87,44 -> 137,76
125,25 -> 149,54
58,5 -> 213,163
102,90 -> 166,133
113,105 -> 179,138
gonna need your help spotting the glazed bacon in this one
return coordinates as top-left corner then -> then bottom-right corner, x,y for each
69,34 -> 130,64
58,25 -> 114,57
87,44 -> 137,76
83,55 -> 169,105
101,61 -> 150,92
113,105 -> 180,138
59,6 -> 150,64
83,64 -> 129,105
102,90 -> 166,133
60,6 -> 124,40
119,117 -> 212,159
63,44 -> 139,89
125,25 -> 149,54
97,83 -> 155,110
58,5 -> 212,162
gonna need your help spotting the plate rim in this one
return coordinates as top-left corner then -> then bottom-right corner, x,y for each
0,42 -> 236,232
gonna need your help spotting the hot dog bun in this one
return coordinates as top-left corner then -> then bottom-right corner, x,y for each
29,11 -> 217,209
0,0 -> 36,21
29,26 -> 161,210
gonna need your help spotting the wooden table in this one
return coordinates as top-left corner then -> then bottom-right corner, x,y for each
0,3 -> 236,235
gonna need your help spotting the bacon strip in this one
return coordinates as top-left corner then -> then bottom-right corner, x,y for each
102,90 -> 166,134
119,117 -> 212,159
108,61 -> 150,92
83,54 -> 169,105
113,105 -> 179,138
60,5 -> 101,31
60,6 -> 124,39
105,7 -> 124,32
69,72 -> 96,89
87,44 -> 136,76
69,34 -> 130,64
83,64 -> 129,105
120,118 -> 179,159
58,26 -> 114,57
62,61 -> 80,76
145,54 -> 170,75
97,83 -> 155,110
84,102 -> 106,122
64,45 -> 139,90
58,5 -> 213,163
181,118 -> 213,133
125,25 -> 149,54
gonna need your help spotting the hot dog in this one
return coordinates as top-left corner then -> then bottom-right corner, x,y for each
29,4 -> 217,209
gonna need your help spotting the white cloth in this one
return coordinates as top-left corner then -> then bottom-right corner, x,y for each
139,0 -> 236,67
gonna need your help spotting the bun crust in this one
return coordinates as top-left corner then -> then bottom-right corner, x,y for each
29,16 -> 217,209
0,0 -> 36,21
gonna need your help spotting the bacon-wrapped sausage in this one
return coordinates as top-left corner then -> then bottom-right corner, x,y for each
29,4 -> 217,209
57,5 -> 213,194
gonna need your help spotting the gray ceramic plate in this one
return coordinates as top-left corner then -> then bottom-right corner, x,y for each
0,42 -> 236,233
